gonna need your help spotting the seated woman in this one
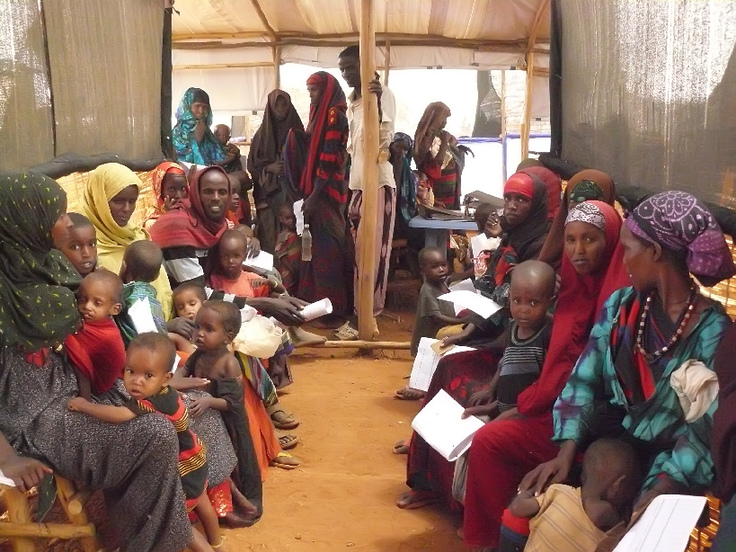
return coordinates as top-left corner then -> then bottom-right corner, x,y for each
508,191 -> 735,550
80,162 -> 173,319
398,200 -> 628,513
0,172 -> 192,551
144,160 -> 189,230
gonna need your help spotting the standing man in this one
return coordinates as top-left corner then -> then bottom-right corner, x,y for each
338,45 -> 397,333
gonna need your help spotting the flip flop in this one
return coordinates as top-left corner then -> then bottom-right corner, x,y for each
396,490 -> 441,510
394,386 -> 426,401
270,451 -> 300,470
279,434 -> 300,450
268,407 -> 300,430
392,439 -> 409,454
333,321 -> 359,341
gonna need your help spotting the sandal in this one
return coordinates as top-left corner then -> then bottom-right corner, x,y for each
279,434 -> 300,450
333,321 -> 359,341
392,439 -> 409,455
270,451 -> 300,470
394,386 -> 426,401
396,490 -> 440,510
268,407 -> 300,430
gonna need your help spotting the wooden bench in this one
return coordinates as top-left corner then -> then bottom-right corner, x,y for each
0,476 -> 98,552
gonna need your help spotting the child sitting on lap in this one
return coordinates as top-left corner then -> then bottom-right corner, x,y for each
116,240 -> 168,344
54,212 -> 98,276
170,282 -> 208,353
273,203 -> 301,295
68,333 -> 224,552
65,270 -> 125,399
172,301 -> 264,517
511,438 -> 641,552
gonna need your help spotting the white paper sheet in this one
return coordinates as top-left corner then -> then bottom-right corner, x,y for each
449,278 -> 477,293
613,494 -> 707,552
411,389 -> 485,461
243,250 -> 274,271
171,353 -> 181,373
300,298 -> 333,321
438,290 -> 503,319
409,337 -> 475,392
294,199 -> 305,236
128,297 -> 159,334
470,233 -> 500,257
0,468 -> 15,487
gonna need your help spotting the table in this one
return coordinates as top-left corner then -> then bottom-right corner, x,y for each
408,216 -> 478,250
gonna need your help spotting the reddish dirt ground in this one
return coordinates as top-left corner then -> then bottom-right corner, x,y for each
223,308 -> 467,552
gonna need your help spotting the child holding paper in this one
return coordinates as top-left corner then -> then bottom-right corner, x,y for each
64,270 -> 125,399
410,247 -> 473,357
510,438 -> 641,552
209,229 -> 282,297
115,240 -> 169,345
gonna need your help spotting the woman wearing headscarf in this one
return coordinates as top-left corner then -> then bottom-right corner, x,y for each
248,89 -> 304,253
517,165 -> 562,222
283,71 -> 351,316
413,101 -> 464,209
390,131 -> 419,240
538,169 -> 616,267
0,172 -> 191,551
172,87 -> 227,166
81,162 -> 173,318
462,200 -> 629,546
144,160 -> 189,230
508,191 -> 734,550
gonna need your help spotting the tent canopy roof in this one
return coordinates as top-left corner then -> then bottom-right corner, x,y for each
172,0 -> 550,58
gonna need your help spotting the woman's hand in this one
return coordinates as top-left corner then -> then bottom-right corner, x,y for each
189,397 -> 212,417
0,454 -> 53,493
247,237 -> 261,259
194,119 -> 206,143
267,160 -> 284,175
303,194 -> 318,222
462,401 -> 498,419
518,441 -> 576,496
167,317 -> 196,340
467,388 -> 494,407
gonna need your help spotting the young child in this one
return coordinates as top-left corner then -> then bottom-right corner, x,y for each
209,229 -> 280,297
173,282 -> 208,321
510,438 -> 641,552
172,301 -> 264,518
214,124 -> 244,175
410,247 -> 471,357
54,212 -> 98,276
68,333 -> 224,552
65,270 -> 125,399
115,240 -> 168,344
273,203 -> 301,295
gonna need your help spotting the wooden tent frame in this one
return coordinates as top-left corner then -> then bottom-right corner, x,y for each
172,0 -> 552,349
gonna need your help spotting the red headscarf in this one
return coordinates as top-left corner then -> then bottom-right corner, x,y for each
516,201 -> 630,418
64,318 -> 126,394
518,166 -> 562,221
300,72 -> 347,196
149,165 -> 230,250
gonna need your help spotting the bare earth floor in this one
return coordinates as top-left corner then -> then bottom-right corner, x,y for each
224,310 -> 466,552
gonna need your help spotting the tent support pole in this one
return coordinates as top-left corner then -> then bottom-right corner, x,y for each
384,39 -> 391,86
273,46 -> 281,89
522,53 -> 534,159
356,0 -> 379,342
501,69 -> 507,181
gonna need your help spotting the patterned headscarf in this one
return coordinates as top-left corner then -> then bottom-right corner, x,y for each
566,170 -> 615,207
625,190 -> 735,287
171,87 -> 226,165
81,163 -> 147,258
152,161 -> 187,211
0,172 -> 81,351
565,201 -> 606,230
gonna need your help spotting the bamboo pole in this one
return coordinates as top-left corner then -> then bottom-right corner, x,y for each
500,69 -> 508,182
521,51 -> 534,159
384,39 -> 391,86
273,45 -> 281,89
173,62 -> 274,70
356,0 -> 379,342
317,340 -> 411,350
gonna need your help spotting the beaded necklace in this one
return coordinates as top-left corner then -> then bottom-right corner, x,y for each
635,284 -> 698,363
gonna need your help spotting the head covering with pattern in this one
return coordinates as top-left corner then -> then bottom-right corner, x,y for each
0,172 -> 81,351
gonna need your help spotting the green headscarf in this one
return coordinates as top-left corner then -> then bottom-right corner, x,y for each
0,172 -> 81,351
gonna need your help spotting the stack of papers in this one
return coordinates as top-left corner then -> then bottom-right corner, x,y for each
294,199 -> 305,236
438,290 -> 502,319
243,250 -> 274,271
470,233 -> 500,257
411,389 -> 485,461
409,337 -> 475,392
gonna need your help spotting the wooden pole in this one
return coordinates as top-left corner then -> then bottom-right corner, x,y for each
384,39 -> 391,86
318,340 -> 410,350
521,52 -> 534,159
273,46 -> 281,89
500,69 -> 507,182
356,0 -> 379,342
